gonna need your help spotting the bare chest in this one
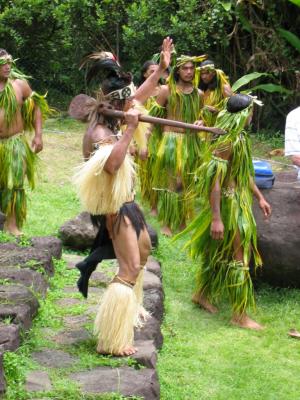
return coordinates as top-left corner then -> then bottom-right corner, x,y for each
0,82 -> 24,135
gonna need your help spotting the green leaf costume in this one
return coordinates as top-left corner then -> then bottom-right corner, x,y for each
0,56 -> 51,228
196,66 -> 231,127
138,55 -> 208,231
152,86 -> 205,231
176,102 -> 262,314
137,97 -> 164,210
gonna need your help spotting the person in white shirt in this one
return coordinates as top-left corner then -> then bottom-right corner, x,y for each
285,106 -> 300,178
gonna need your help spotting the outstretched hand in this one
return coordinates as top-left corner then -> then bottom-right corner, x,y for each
159,37 -> 173,71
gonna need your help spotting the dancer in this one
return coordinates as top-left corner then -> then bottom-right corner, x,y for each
0,49 -> 51,235
176,94 -> 271,329
150,55 -> 206,236
198,59 -> 232,128
73,38 -> 172,355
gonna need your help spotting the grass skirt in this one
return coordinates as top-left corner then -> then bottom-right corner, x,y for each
152,132 -> 203,230
0,134 -> 36,228
73,144 -> 135,215
94,282 -> 138,354
179,188 -> 261,315
138,127 -> 161,209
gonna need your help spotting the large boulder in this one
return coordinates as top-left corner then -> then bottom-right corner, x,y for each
59,212 -> 158,251
59,212 -> 97,250
253,171 -> 300,287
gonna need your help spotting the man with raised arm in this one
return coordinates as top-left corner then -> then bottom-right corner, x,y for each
150,55 -> 206,236
73,38 -> 172,355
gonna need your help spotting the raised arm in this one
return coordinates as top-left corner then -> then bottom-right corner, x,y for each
134,37 -> 172,104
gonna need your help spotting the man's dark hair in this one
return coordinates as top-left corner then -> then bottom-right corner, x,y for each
200,59 -> 215,68
227,94 -> 252,113
86,58 -> 132,95
138,60 -> 157,86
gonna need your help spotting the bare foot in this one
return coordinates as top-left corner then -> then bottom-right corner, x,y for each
97,346 -> 137,356
231,314 -> 263,330
4,223 -> 22,236
161,226 -> 172,237
4,216 -> 22,236
288,329 -> 300,339
150,208 -> 158,217
192,293 -> 218,314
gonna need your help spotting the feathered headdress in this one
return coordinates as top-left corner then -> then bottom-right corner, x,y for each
80,51 -> 132,88
72,51 -> 148,151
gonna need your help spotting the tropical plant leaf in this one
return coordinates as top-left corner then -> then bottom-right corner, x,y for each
250,83 -> 292,94
221,1 -> 232,11
288,0 -> 300,7
232,72 -> 269,92
278,28 -> 300,52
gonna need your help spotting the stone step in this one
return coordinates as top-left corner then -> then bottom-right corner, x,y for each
69,366 -> 159,399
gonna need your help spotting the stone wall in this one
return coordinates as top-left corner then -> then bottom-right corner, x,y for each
0,236 -> 62,394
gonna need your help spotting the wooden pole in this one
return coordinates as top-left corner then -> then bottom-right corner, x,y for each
100,107 -> 226,136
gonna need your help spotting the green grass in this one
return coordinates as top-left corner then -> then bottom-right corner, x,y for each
3,118 -> 300,400
152,232 -> 300,400
23,116 -> 83,237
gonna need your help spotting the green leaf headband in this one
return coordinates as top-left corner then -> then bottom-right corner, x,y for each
175,54 -> 207,68
0,54 -> 13,65
198,63 -> 215,72
105,82 -> 136,101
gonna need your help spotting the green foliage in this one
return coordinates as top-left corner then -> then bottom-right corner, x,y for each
288,0 -> 300,6
0,230 -> 15,243
0,0 -> 298,132
278,28 -> 300,52
17,234 -> 32,247
251,83 -> 292,94
232,72 -> 269,92
3,351 -> 30,400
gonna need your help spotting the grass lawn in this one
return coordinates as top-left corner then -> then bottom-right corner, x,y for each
4,118 -> 300,399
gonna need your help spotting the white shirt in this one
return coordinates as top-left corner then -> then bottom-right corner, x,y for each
285,106 -> 300,156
